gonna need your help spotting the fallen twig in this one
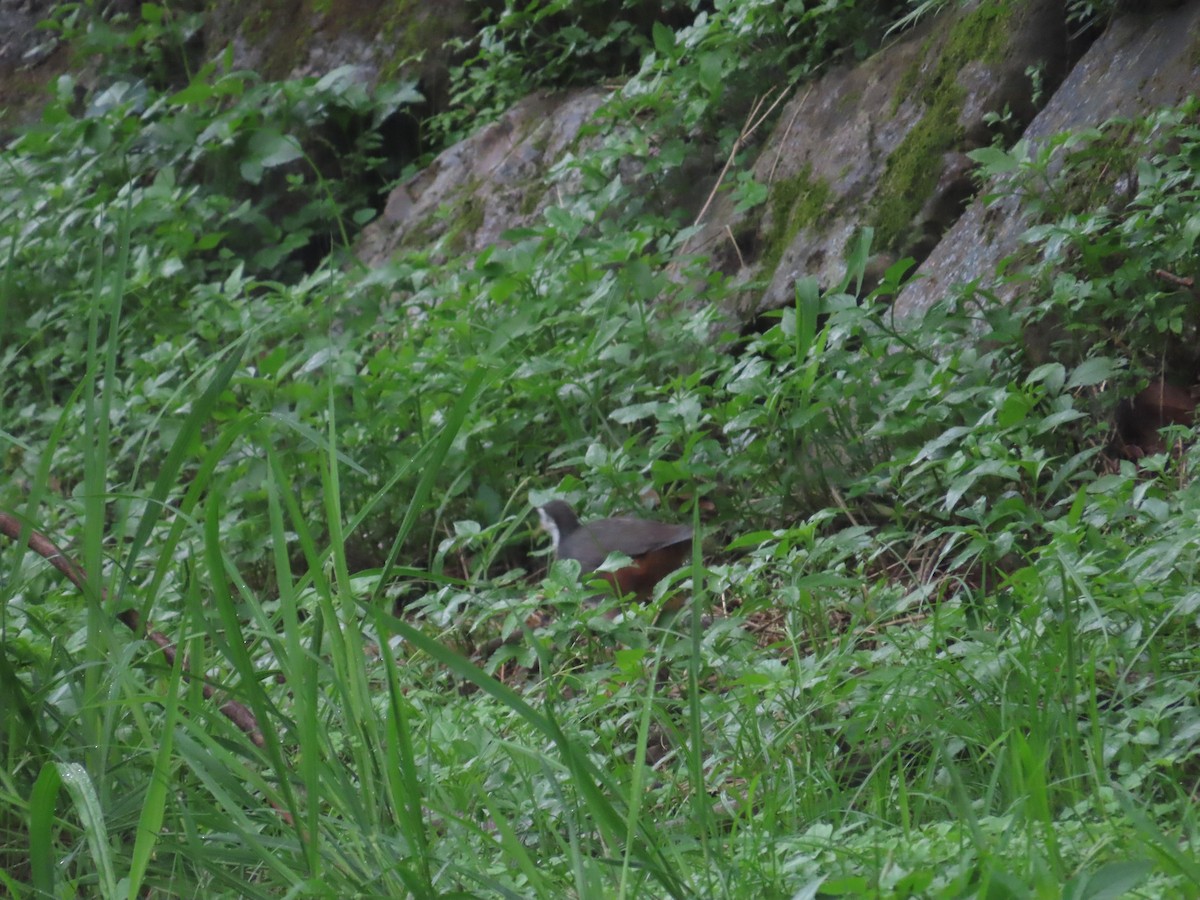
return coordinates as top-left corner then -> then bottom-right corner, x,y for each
0,511 -> 264,746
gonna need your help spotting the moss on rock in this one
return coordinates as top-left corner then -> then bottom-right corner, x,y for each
760,165 -> 833,278
872,0 -> 1020,253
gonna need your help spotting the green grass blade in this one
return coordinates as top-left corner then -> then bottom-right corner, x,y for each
56,762 -> 118,898
371,362 -> 489,604
28,762 -> 61,895
385,615 -> 688,898
130,344 -> 246,620
126,607 -> 187,898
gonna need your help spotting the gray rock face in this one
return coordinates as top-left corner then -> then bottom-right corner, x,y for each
356,1 -> 1084,315
0,1 -> 68,135
0,1 -> 53,72
207,0 -> 472,110
4,1 -> 1196,331
894,2 -> 1200,321
356,89 -> 610,269
268,0 -> 1199,333
688,0 -> 1068,320
0,0 -> 65,67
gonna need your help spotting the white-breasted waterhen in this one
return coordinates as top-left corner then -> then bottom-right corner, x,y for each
537,499 -> 693,602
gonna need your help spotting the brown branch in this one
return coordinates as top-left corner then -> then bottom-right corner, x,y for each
0,510 -> 264,746
1154,268 -> 1195,290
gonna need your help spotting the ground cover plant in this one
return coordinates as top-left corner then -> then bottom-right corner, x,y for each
1,1 -> 1198,897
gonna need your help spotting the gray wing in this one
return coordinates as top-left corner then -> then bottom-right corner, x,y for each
571,518 -> 693,572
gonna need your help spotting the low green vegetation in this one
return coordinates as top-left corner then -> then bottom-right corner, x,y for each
1,2 -> 1197,897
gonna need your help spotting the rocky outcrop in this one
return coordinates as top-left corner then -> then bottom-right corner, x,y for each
12,0 -> 1195,334
688,0 -> 1070,320
356,89 -> 611,268
895,2 -> 1200,321
358,0 -> 1079,302
0,1 -> 474,142
355,0 -> 1200,338
206,0 -> 473,112
0,0 -> 70,133
0,0 -> 57,74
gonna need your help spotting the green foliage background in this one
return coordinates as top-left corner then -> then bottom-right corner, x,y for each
0,0 -> 1196,897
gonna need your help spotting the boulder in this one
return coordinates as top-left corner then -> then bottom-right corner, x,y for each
689,0 -> 1069,320
895,1 -> 1200,321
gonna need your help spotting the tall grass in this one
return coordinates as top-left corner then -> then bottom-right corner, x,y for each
1,10 -> 1198,898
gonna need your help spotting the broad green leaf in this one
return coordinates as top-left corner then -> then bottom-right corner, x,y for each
652,21 -> 676,56
1066,357 -> 1118,388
